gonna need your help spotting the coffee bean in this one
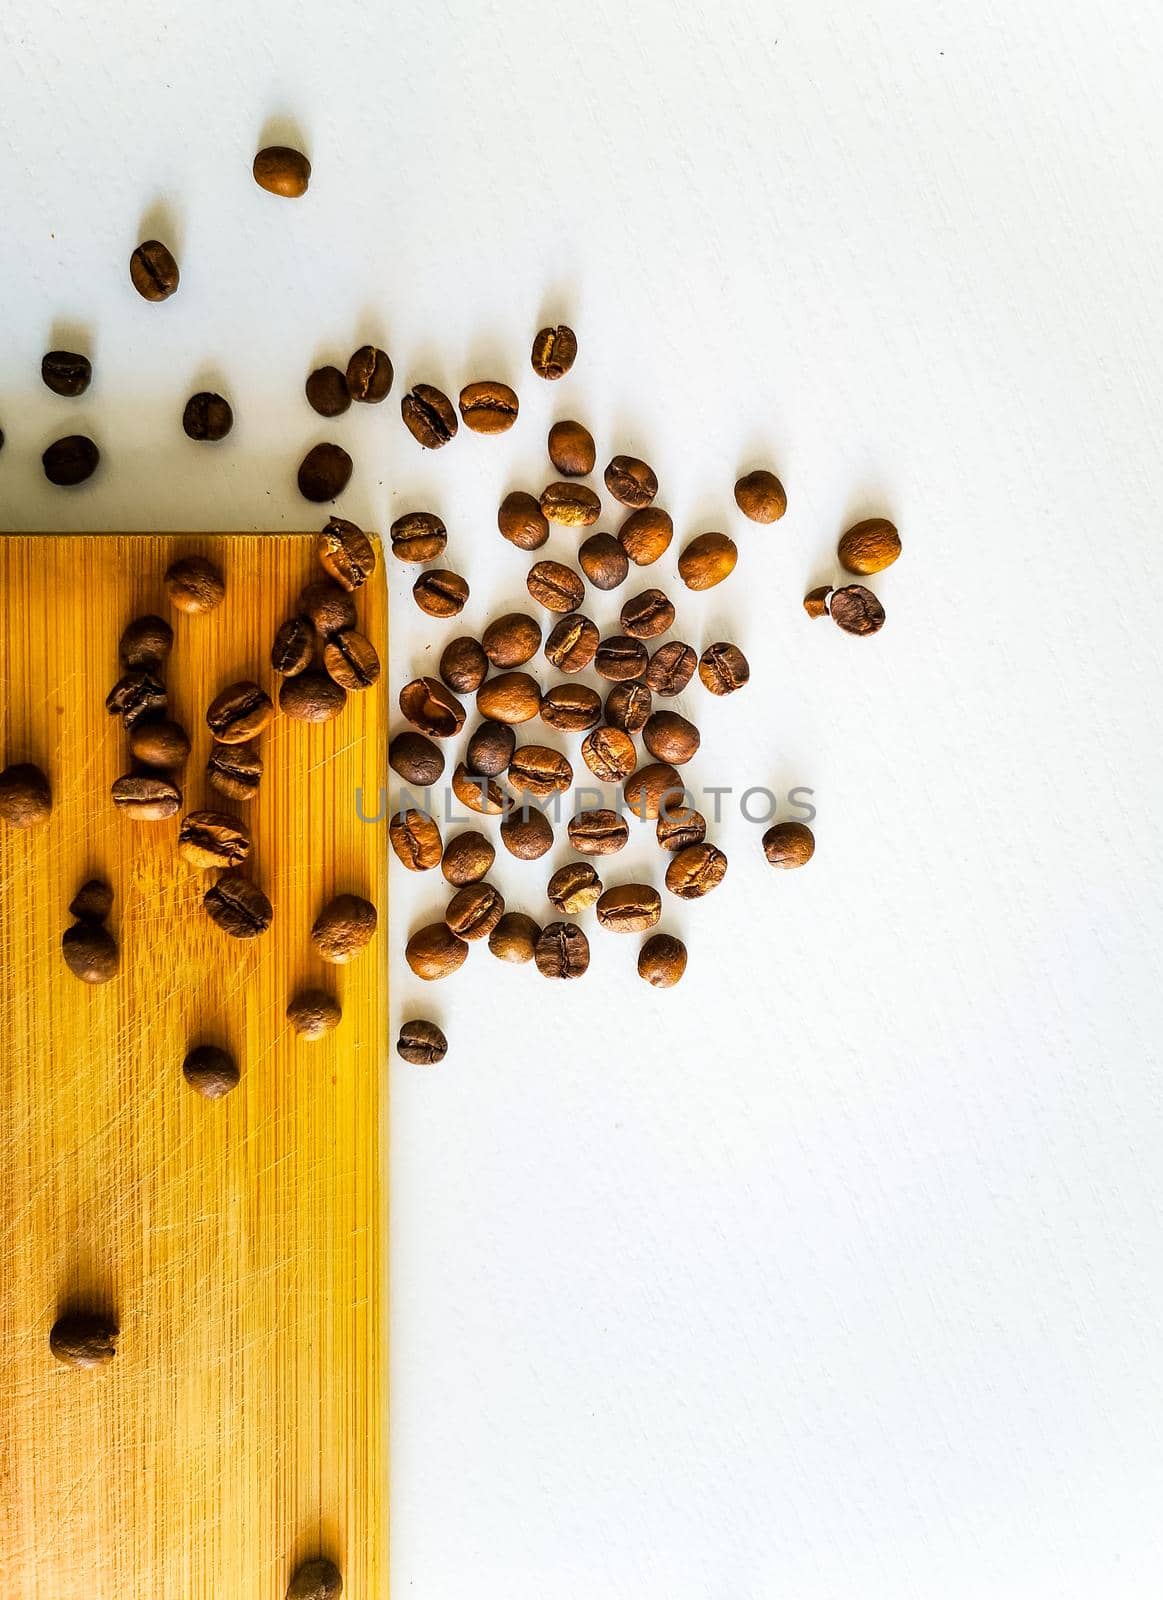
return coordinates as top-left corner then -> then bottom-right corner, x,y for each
540,481 -> 601,527
397,1020 -> 448,1065
476,672 -> 542,725
596,883 -> 661,932
279,671 -> 347,722
287,988 -> 341,1040
643,710 -> 699,765
762,820 -> 815,869
323,629 -> 381,690
130,718 -> 190,768
271,616 -> 315,676
49,1310 -> 118,1368
578,532 -> 629,591
698,642 -> 750,696
538,683 -> 600,733
61,922 -> 119,983
0,762 -> 52,827
414,570 -> 469,618
838,517 -> 901,574
459,380 -> 519,433
508,744 -> 573,798
604,680 -> 652,733
465,719 -> 515,776
402,383 -> 458,448
204,871 -> 272,937
446,881 -> 505,940
306,366 -> 351,417
119,614 -> 173,670
178,810 -> 251,870
734,470 -> 786,523
829,584 -> 885,636
111,773 -> 181,820
42,350 -> 91,397
312,893 -> 378,962
548,861 -> 603,914
620,588 -> 674,639
547,420 -> 595,476
347,345 -> 394,403
604,455 -> 657,509
656,806 -> 706,851
679,531 -> 737,591
439,636 -> 488,693
318,517 -> 375,590
500,805 -> 554,860
580,726 -> 637,783
452,762 -> 507,815
165,554 -> 225,614
130,239 -> 179,301
618,506 -> 672,565
390,730 -> 445,786
544,613 -> 598,673
389,807 -> 442,871
803,586 -> 832,618
531,324 -> 577,380
182,392 -> 233,441
286,1559 -> 343,1600
183,1044 -> 240,1099
645,641 -> 696,696
400,677 -> 466,738
442,830 -> 495,885
623,762 -> 684,821
498,491 -> 550,551
106,670 -> 167,728
69,879 -> 113,921
482,613 -> 542,669
390,511 -> 447,564
593,634 -> 648,683
207,740 -> 262,802
298,579 -> 357,635
665,842 -> 728,899
207,681 -> 274,743
567,808 -> 629,855
527,560 -> 585,613
534,921 -> 590,978
298,442 -> 353,502
42,434 -> 98,486
253,145 -> 311,197
638,933 -> 687,987
488,912 -> 541,963
406,922 -> 469,980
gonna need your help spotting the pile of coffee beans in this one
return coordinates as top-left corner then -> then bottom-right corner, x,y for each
61,877 -> 118,984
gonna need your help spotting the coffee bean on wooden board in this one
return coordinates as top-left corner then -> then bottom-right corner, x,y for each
580,726 -> 637,784
445,882 -> 505,941
401,383 -> 458,448
0,762 -> 52,828
323,630 -> 380,690
61,922 -> 119,983
298,442 -> 352,502
69,879 -> 113,922
287,989 -> 341,1040
298,580 -> 356,635
451,762 -> 507,815
698,643 -> 749,695
397,1020 -> 448,1065
547,420 -> 595,476
406,922 -> 469,980
622,762 -> 684,821
439,636 -> 488,693
618,507 -> 672,565
183,1044 -> 240,1100
664,842 -> 728,899
540,481 -> 601,527
42,350 -> 91,397
286,1560 -> 343,1600
459,381 -> 519,434
318,518 -> 376,590
119,614 -> 173,670
734,469 -> 786,523
306,366 -> 351,418
488,912 -> 541,963
441,830 -> 495,885
413,570 -> 469,618
206,682 -> 273,743
527,560 -> 585,613
534,921 -> 590,978
207,740 -> 262,802
271,617 -> 315,677
182,392 -> 233,441
642,710 -> 700,765
644,641 -> 696,696
656,807 -> 706,851
594,635 -> 648,682
464,720 -> 515,777
540,683 -> 602,732
507,745 -> 573,799
604,455 -> 657,509
678,532 -> 737,591
130,239 -> 179,301
620,588 -> 674,639
280,667 -> 347,723
165,554 -> 225,614
829,584 -> 886,635
604,680 -> 652,733
399,678 -> 466,738
531,324 -> 577,380
106,671 -> 167,728
567,808 -> 629,855
595,883 -> 661,933
578,532 -> 629,590
476,672 -> 542,725
482,613 -> 542,669
253,145 -> 311,197
347,345 -> 393,403
547,861 -> 603,914
42,435 -> 99,486
638,933 -> 687,987
390,730 -> 445,786
178,810 -> 251,870
390,511 -> 447,563
49,1310 -> 118,1368
838,518 -> 900,575
312,893 -> 378,962
203,872 -> 273,937
762,821 -> 815,869
499,805 -> 554,860
497,491 -> 550,551
110,773 -> 181,821
544,613 -> 599,673
389,808 -> 442,871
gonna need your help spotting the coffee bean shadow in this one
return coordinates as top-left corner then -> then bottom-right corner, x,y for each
463,331 -> 519,385
399,337 -> 455,397
604,403 -> 659,467
186,360 -> 233,400
734,433 -> 787,478
349,308 -> 393,361
841,480 -> 896,530
56,1249 -> 119,1326
49,317 -> 94,365
257,111 -> 312,156
137,197 -> 183,260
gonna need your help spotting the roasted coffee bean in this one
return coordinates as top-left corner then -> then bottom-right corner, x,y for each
298,579 -> 357,635
665,842 -> 728,899
69,879 -> 113,922
253,145 -> 311,197
594,635 -> 648,682
500,805 -> 554,860
49,1310 -> 118,1368
106,671 -> 167,728
643,710 -> 700,765
119,614 -> 173,670
204,871 -> 273,937
0,762 -> 52,828
544,613 -> 598,673
567,808 -> 629,855
389,730 -> 445,787
604,680 -> 652,733
622,762 -> 684,821
531,325 -> 577,379
762,820 -> 815,869
596,883 -> 661,932
271,616 -> 315,676
497,490 -> 550,551
620,588 -> 674,639
645,641 -> 697,696
656,806 -> 706,851
279,671 -> 347,722
439,636 -> 488,693
42,350 -> 91,397
390,511 -> 447,564
207,681 -> 273,743
540,481 -> 601,527
401,383 -> 458,448
182,391 -> 233,441
130,239 -> 179,301
534,921 -> 590,978
61,922 -> 119,983
580,726 -> 637,784
178,810 -> 251,870
397,1020 -> 448,1065
527,560 -> 585,613
489,912 -> 541,963
829,584 -> 885,636
618,506 -> 672,565
42,434 -> 99,486
446,881 -> 505,940
298,442 -> 353,502
451,762 -> 507,815
459,380 -> 519,434
698,642 -> 750,696
183,1044 -> 240,1099
508,744 -> 573,798
465,719 -> 515,776
476,672 -> 542,725
547,419 -> 595,476
323,629 -> 381,690
165,554 -> 225,614
482,612 -> 542,669
400,677 -> 466,738
286,1559 -> 343,1600
578,531 -> 629,590
347,344 -> 393,403
111,773 -> 181,820
287,988 -> 341,1040
604,455 -> 657,509
414,569 -> 469,618
389,807 -> 442,871
442,830 -> 495,885
312,893 -> 378,963
129,718 -> 190,768
638,933 -> 687,987
540,683 -> 602,732
318,517 -> 375,589
679,531 -> 737,591
207,740 -> 262,802
734,469 -> 787,523
547,861 -> 603,914
306,366 -> 351,417
838,518 -> 900,575
803,585 -> 832,618
406,922 -> 469,980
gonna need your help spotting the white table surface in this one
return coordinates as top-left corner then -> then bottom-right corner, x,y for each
3,1 -> 1162,1594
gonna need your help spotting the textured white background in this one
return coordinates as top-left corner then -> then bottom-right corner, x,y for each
3,1 -> 1163,1594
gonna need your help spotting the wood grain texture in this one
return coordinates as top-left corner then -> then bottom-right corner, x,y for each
0,535 -> 386,1599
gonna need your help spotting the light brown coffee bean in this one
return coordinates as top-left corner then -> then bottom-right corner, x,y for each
544,613 -> 598,673
578,531 -> 630,591
678,532 -> 737,591
390,511 -> 447,564
803,585 -> 833,618
271,616 -> 315,677
299,579 -> 357,636
451,762 -> 507,815
665,842 -> 728,899
402,383 -> 458,448
287,988 -> 341,1040
594,636 -> 648,682
0,762 -> 51,828
129,718 -> 190,768
604,680 -> 652,733
604,455 -> 657,509
413,570 -> 469,618
279,672 -> 347,723
111,773 -> 181,821
206,679 -> 274,743
397,1020 -> 448,1065
656,806 -> 706,851
645,641 -> 697,696
347,345 -> 394,403
399,678 -> 467,737
540,683 -> 603,732
442,830 -> 495,885
298,442 -> 353,502
445,882 -> 505,940
620,588 -> 674,639
253,145 -> 311,197
306,366 -> 351,418
439,636 -> 489,693
547,861 -> 603,914
567,808 -> 629,855
482,613 -> 542,669
178,810 -> 251,870
207,740 -> 263,802
390,730 -> 445,786
311,893 -> 378,962
540,481 -> 601,527
596,883 -> 661,932
580,726 -> 637,784
830,584 -> 886,636
507,745 -> 573,798
465,720 -> 515,776
499,805 -> 554,860
389,808 -> 443,871
489,912 -> 541,963
534,921 -> 590,978
643,711 -> 700,765
698,643 -> 750,695
322,630 -> 380,691
638,933 -> 687,987
623,762 -> 684,821
838,518 -> 900,575
618,507 -> 673,565
498,491 -> 549,551
459,380 -> 519,434
406,922 -> 469,980
130,238 -> 179,301
165,555 -> 224,614
318,517 -> 376,590
548,420 -> 596,476
734,469 -> 787,523
203,872 -> 273,937
531,324 -> 577,380
527,560 -> 585,613
476,672 -> 542,725
762,821 -> 815,869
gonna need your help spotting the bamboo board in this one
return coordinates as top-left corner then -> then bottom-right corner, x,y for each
0,535 -> 387,1599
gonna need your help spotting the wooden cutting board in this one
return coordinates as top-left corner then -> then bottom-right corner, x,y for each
0,535 -> 387,1599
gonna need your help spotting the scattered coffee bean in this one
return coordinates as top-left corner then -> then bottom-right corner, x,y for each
678,531 -> 737,591
413,569 -> 469,618
497,491 -> 550,551
734,469 -> 786,523
42,434 -> 99,486
111,773 -> 181,820
439,636 -> 488,693
531,324 -> 577,380
638,933 -> 687,987
446,881 -> 505,940
698,642 -> 750,695
106,671 -> 167,727
596,883 -> 661,932
298,441 -> 353,502
323,629 -> 381,690
548,861 -> 603,914
442,830 -> 495,885
838,517 -> 901,575
762,820 -> 815,869
547,419 -> 595,476
390,511 -> 447,564
527,559 -> 585,613
312,893 -> 378,962
489,912 -> 541,963
665,842 -> 728,898
129,718 -> 190,768
0,762 -> 52,828
203,871 -> 273,938
499,805 -> 554,860
544,613 -> 599,673
119,614 -> 173,670
476,671 -> 542,725
389,808 -> 443,871
399,677 -> 466,738
459,380 -> 519,433
287,988 -> 341,1040
406,922 -> 469,980
623,762 -> 684,821
803,586 -> 832,618
482,613 -> 542,669
390,729 -> 446,786
643,710 -> 700,765
829,584 -> 885,636
61,922 -> 119,983
271,616 -> 315,676
286,1559 -> 343,1600
298,579 -> 357,635
280,670 -> 348,721
578,531 -> 629,590
130,239 -> 179,301
618,506 -> 673,565
306,366 -> 351,417
451,762 -> 507,815
656,806 -> 706,851
253,145 -> 311,197
69,879 -> 113,921
535,921 -> 590,978
49,1310 -> 118,1368
567,808 -> 629,855
318,517 -> 375,590
183,1044 -> 240,1099
207,740 -> 262,802
402,383 -> 458,448
165,554 -> 225,614
540,683 -> 602,732
540,481 -> 601,527
182,391 -> 233,441
347,345 -> 394,403
594,635 -> 648,682
42,350 -> 91,397
604,680 -> 652,733
464,720 -> 515,776
178,810 -> 251,870
620,588 -> 674,639
206,681 -> 273,743
397,1020 -> 448,1065
604,455 -> 657,509
645,641 -> 697,696
580,726 -> 637,784
508,744 -> 573,798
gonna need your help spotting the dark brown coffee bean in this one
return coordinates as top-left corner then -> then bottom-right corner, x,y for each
548,861 -> 603,914
111,773 -> 181,820
204,871 -> 272,937
323,629 -> 381,690
129,713 -> 189,765
439,636 -> 488,693
318,517 -> 375,590
482,612 -> 542,669
838,518 -> 901,575
206,681 -> 274,743
638,933 -> 687,987
698,643 -> 750,696
618,506 -> 673,565
656,807 -> 706,851
465,720 -> 515,777
178,810 -> 251,870
306,366 -> 351,417
389,808 -> 442,871
679,531 -> 737,591
271,616 -> 315,676
390,511 -> 447,564
596,883 -> 661,932
665,842 -> 728,899
414,569 -> 469,618
527,560 -> 585,613
69,879 -> 113,922
643,710 -> 700,765
580,726 -> 637,784
594,636 -> 648,682
312,893 -> 378,962
253,145 -> 311,197
446,881 -> 505,940
400,677 -> 466,738
106,672 -> 167,727
497,491 -> 549,551
61,922 -> 119,983
442,830 -> 495,885
620,588 -> 674,639
547,420 -> 595,476
829,584 -> 886,636
451,762 -> 507,815
402,383 -> 458,447
287,989 -> 341,1040
279,671 -> 347,722
42,434 -> 99,486
531,325 -> 577,380
803,586 -> 832,618
42,349 -> 91,397
286,1560 -> 343,1600
578,531 -> 629,590
390,730 -> 445,786
540,683 -> 602,732
207,740 -> 262,802
182,1044 -> 240,1099
623,762 -> 684,821
459,380 -> 519,433
0,762 -> 51,828
298,579 -> 357,635
604,680 -> 652,733
508,744 -> 573,798
182,391 -> 233,441
406,922 -> 469,980
534,921 -> 590,978
500,805 -> 554,860
567,808 -> 629,855
119,614 -> 173,669
540,481 -> 601,527
489,912 -> 541,963
762,821 -> 815,869
544,613 -> 598,673
165,554 -> 225,614
645,641 -> 697,696
298,442 -> 353,502
397,1020 -> 448,1065
735,469 -> 786,523
604,455 -> 658,509
49,1310 -> 118,1368
130,239 -> 179,301
347,345 -> 394,403
476,672 -> 542,725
